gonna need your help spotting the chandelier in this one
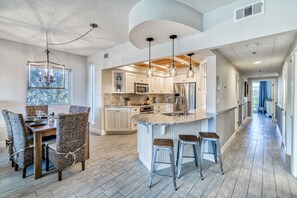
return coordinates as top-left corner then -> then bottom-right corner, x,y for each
27,23 -> 98,89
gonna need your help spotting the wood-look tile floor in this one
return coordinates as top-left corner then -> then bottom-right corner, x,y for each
0,113 -> 297,198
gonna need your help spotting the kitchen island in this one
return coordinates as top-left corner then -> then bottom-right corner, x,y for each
132,109 -> 213,171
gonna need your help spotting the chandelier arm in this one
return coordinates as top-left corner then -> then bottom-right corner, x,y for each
48,25 -> 96,46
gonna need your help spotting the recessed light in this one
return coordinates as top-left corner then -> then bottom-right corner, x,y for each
254,61 -> 262,64
144,61 -> 149,64
129,64 -> 135,67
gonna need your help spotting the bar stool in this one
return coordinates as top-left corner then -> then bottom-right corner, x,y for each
199,132 -> 224,174
149,138 -> 177,191
176,135 -> 203,179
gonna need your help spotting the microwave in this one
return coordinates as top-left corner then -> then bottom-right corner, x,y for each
135,83 -> 149,94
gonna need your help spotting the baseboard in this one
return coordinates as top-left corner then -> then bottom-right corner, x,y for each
89,127 -> 102,135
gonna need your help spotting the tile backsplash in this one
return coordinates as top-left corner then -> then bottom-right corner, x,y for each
104,94 -> 174,106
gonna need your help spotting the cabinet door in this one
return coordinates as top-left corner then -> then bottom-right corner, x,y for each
165,78 -> 173,93
117,109 -> 131,131
135,74 -> 147,84
149,77 -> 156,93
159,78 -> 165,93
125,73 -> 135,93
105,109 -> 117,131
155,77 -> 161,93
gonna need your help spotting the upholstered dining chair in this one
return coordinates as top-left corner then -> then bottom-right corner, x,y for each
45,112 -> 89,181
69,105 -> 90,113
25,105 -> 48,116
8,112 -> 34,178
2,110 -> 14,167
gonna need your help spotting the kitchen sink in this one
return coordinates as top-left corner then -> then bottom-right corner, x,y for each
162,112 -> 194,116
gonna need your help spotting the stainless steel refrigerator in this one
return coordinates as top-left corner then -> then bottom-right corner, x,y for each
174,83 -> 196,111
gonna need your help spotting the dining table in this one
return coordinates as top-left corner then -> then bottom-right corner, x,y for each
26,119 -> 90,179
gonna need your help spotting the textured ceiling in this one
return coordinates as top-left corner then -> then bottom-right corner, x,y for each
0,0 -> 239,56
217,32 -> 297,77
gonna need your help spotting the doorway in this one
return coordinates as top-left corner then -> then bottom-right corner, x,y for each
251,80 -> 274,118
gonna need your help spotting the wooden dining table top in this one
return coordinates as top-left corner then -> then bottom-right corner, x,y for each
25,120 -> 56,133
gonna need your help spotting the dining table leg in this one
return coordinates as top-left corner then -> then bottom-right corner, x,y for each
34,132 -> 43,179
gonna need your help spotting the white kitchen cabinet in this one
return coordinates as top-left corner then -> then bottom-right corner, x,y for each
125,73 -> 135,93
173,74 -> 196,83
165,78 -> 173,93
159,78 -> 165,93
105,108 -> 131,132
130,107 -> 140,131
154,104 -> 173,113
149,77 -> 157,93
112,71 -> 125,93
135,74 -> 148,84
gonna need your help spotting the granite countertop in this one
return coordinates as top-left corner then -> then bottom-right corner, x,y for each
105,103 -> 173,108
131,109 -> 213,125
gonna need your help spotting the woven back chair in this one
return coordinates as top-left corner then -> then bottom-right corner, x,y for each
8,112 -> 34,178
25,105 -> 48,116
2,110 -> 14,167
69,105 -> 90,113
45,112 -> 89,181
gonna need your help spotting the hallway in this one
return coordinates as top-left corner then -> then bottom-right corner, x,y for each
0,114 -> 297,197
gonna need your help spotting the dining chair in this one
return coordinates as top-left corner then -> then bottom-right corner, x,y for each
45,112 -> 89,181
8,112 -> 34,178
2,110 -> 14,167
69,105 -> 90,113
25,105 -> 48,116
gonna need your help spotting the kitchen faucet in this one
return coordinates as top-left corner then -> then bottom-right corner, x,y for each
175,95 -> 188,116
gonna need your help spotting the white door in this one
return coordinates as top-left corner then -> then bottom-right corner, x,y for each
286,59 -> 293,155
117,109 -> 131,131
235,73 -> 239,130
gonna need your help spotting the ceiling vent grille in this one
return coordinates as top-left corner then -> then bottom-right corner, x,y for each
234,1 -> 264,22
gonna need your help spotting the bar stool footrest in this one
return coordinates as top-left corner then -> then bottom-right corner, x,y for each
154,161 -> 172,165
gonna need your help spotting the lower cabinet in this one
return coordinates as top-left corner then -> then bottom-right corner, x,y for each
105,108 -> 131,132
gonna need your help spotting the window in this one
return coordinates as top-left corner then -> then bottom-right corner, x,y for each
26,68 -> 72,105
252,82 -> 259,112
89,63 -> 95,123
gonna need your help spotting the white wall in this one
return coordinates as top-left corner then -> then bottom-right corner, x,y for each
0,38 -> 88,146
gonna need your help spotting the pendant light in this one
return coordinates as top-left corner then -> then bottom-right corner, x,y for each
146,37 -> 154,77
169,35 -> 177,77
187,53 -> 194,78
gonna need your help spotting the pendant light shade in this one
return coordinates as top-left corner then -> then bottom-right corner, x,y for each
187,53 -> 194,78
169,35 -> 177,77
146,37 -> 154,77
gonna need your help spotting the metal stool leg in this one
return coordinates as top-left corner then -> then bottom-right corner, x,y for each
200,138 -> 205,167
176,140 -> 180,166
169,147 -> 177,191
192,144 -> 198,167
149,147 -> 157,187
211,141 -> 217,163
177,143 -> 185,178
194,143 -> 204,179
216,140 -> 224,175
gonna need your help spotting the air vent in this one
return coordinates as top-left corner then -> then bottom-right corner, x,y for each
104,53 -> 109,58
234,1 -> 264,22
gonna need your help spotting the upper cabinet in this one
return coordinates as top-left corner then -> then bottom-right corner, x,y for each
125,73 -> 135,93
112,71 -> 125,93
110,70 -> 174,94
173,73 -> 196,83
135,74 -> 148,84
112,71 -> 135,93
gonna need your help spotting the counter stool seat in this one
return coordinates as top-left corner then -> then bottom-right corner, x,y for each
176,135 -> 203,179
149,138 -> 177,190
199,132 -> 224,175
153,138 -> 174,147
199,132 -> 219,139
